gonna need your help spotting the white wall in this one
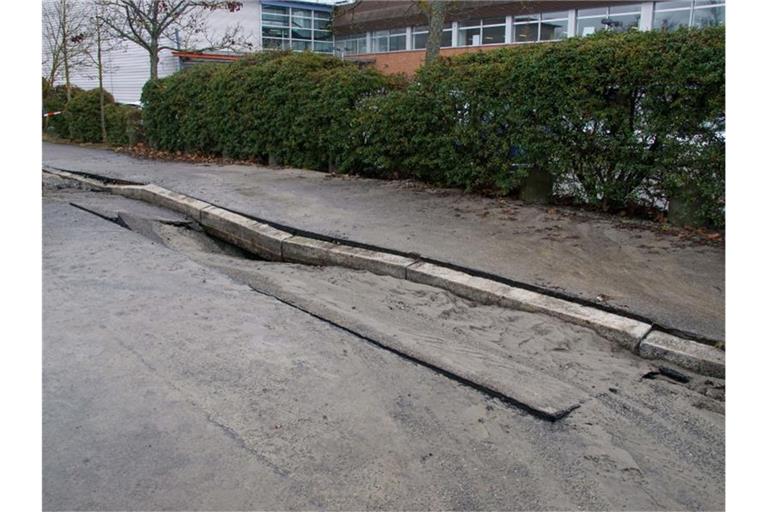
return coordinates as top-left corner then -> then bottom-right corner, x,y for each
46,0 -> 263,105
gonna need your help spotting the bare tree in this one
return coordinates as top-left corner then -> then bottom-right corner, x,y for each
419,0 -> 447,65
42,0 -> 92,100
98,0 -> 253,80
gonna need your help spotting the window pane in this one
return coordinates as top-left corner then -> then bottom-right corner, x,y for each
314,19 -> 330,30
484,16 -> 506,25
314,11 -> 331,20
263,6 -> 287,15
372,36 -> 388,52
609,3 -> 643,14
483,25 -> 505,44
459,19 -> 482,28
441,29 -> 453,47
314,30 -> 332,41
578,7 -> 607,17
262,26 -> 288,38
459,27 -> 481,46
262,14 -> 288,26
413,32 -> 427,49
390,34 -> 406,51
693,5 -> 725,26
391,28 -> 406,35
291,40 -> 311,51
515,15 -> 538,23
695,0 -> 725,6
655,1 -> 693,9
291,17 -> 311,28
292,9 -> 312,17
540,18 -> 567,40
653,8 -> 691,30
263,38 -> 287,49
542,11 -> 568,20
609,13 -> 641,32
291,29 -> 312,40
514,22 -> 539,42
413,26 -> 428,33
314,41 -> 333,53
577,17 -> 604,36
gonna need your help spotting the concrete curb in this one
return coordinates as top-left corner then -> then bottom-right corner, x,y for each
43,167 -> 725,377
638,331 -> 725,379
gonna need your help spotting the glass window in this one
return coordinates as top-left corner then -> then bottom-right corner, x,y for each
263,38 -> 288,50
483,25 -> 506,44
291,29 -> 312,40
391,34 -> 406,51
314,19 -> 330,31
314,41 -> 333,53
372,33 -> 389,53
291,40 -> 311,51
610,13 -> 641,32
459,19 -> 482,28
292,8 -> 312,18
655,1 -> 693,8
459,27 -> 481,46
692,5 -> 725,26
413,32 -> 427,49
610,3 -> 644,14
654,8 -> 691,30
263,6 -> 287,16
291,17 -> 312,29
441,29 -> 453,47
262,14 -> 289,26
514,16 -> 539,42
484,16 -> 507,26
578,7 -> 608,17
542,11 -> 568,21
314,11 -> 331,20
314,30 -> 332,41
540,18 -> 567,40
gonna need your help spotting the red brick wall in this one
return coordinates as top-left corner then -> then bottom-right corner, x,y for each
345,44 -> 527,76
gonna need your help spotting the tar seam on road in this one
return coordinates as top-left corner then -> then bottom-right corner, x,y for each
246,285 -> 580,423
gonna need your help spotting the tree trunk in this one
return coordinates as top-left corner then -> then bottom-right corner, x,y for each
425,0 -> 447,66
62,0 -> 71,102
97,23 -> 107,144
149,46 -> 159,80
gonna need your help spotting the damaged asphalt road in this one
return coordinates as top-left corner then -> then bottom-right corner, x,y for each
43,175 -> 725,511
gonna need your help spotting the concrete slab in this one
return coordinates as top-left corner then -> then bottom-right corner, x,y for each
406,262 -> 651,348
638,331 -> 725,378
140,185 -> 212,222
283,236 -> 417,279
200,206 -> 291,261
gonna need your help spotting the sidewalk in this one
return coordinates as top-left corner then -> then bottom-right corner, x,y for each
42,142 -> 725,342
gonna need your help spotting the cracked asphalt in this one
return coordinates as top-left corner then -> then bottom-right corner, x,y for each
43,177 -> 725,511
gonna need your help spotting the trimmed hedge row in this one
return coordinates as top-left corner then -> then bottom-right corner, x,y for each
142,52 -> 394,170
142,28 -> 725,227
43,84 -> 141,145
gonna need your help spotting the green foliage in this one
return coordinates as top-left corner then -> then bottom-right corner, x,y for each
142,28 -> 725,227
58,88 -> 135,145
42,82 -> 84,137
142,52 -> 391,169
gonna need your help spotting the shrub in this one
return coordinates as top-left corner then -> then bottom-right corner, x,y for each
62,88 -> 134,144
42,82 -> 83,137
141,28 -> 725,226
142,52 -> 391,169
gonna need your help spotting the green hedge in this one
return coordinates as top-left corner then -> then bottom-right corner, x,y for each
42,81 -> 84,137
142,52 -> 393,170
48,87 -> 139,145
142,28 -> 725,227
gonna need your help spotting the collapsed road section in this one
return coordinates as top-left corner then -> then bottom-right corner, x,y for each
43,166 -> 725,380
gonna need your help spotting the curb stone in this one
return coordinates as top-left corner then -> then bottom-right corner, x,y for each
406,261 -> 652,350
42,167 -> 725,377
638,331 -> 725,378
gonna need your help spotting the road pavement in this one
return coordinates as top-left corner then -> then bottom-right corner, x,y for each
42,142 -> 725,343
43,176 -> 725,510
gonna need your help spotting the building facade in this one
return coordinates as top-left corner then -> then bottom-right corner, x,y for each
53,1 -> 725,104
333,0 -> 725,75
